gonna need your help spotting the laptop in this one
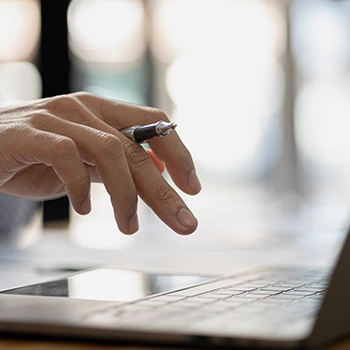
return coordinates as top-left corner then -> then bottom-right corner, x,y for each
0,228 -> 349,349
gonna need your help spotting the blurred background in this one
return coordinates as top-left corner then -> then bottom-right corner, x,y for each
1,0 -> 350,251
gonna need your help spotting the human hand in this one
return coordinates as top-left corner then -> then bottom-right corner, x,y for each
0,92 -> 201,235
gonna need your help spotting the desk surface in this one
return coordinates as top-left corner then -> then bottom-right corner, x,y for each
0,338 -> 350,350
0,340 -> 156,349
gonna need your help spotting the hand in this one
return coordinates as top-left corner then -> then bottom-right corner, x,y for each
0,92 -> 201,235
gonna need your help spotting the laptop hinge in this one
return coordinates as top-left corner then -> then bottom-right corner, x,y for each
307,230 -> 350,347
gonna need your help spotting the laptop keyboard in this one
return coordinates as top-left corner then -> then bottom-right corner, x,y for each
86,268 -> 330,334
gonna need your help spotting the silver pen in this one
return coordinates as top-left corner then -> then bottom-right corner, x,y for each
119,120 -> 177,143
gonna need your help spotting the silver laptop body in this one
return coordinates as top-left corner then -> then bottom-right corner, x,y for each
0,230 -> 349,349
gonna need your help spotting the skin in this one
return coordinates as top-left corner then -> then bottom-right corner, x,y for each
0,92 -> 202,235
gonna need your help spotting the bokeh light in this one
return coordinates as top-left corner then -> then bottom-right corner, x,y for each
0,62 -> 42,105
0,0 -> 40,62
150,0 -> 285,175
68,0 -> 146,64
295,80 -> 350,167
150,0 -> 285,64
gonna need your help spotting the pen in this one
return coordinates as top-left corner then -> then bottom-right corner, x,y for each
119,120 -> 177,143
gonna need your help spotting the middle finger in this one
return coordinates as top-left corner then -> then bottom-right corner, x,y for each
34,114 -> 139,235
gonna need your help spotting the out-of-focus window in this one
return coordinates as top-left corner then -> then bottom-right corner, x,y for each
0,0 -> 40,62
0,0 -> 42,246
0,0 -> 41,105
0,62 -> 41,104
67,0 -> 147,104
149,0 -> 286,181
292,0 -> 350,207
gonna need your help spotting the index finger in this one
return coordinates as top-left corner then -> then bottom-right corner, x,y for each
148,130 -> 202,195
136,108 -> 202,196
76,93 -> 202,195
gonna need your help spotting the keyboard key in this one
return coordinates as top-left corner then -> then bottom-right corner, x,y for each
85,267 -> 328,335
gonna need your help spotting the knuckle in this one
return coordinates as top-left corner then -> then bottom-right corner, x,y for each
154,185 -> 178,205
29,111 -> 56,128
66,168 -> 89,196
112,186 -> 136,206
52,136 -> 77,159
124,142 -> 149,168
43,94 -> 94,124
74,171 -> 89,188
71,91 -> 94,100
0,126 -> 35,169
144,107 -> 169,123
44,94 -> 74,112
72,174 -> 90,196
97,132 -> 122,156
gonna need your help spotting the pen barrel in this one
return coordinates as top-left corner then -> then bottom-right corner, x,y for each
120,121 -> 176,143
133,123 -> 161,142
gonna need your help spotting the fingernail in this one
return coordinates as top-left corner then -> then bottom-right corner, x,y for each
127,213 -> 139,234
188,170 -> 202,193
80,195 -> 91,214
177,208 -> 198,234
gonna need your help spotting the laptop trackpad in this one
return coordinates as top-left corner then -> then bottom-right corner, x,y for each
1,267 -> 214,302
